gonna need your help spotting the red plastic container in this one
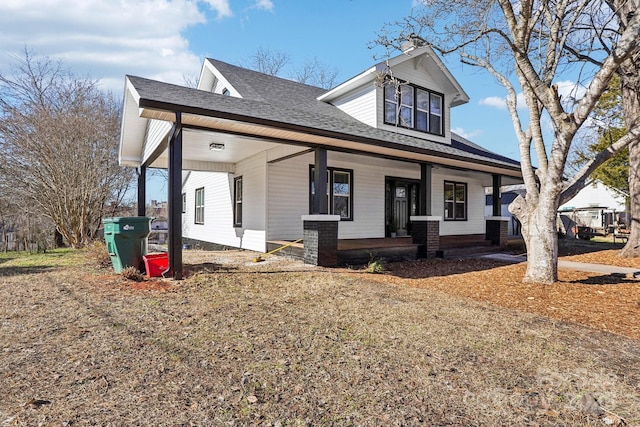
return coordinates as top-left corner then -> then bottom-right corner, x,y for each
143,252 -> 168,277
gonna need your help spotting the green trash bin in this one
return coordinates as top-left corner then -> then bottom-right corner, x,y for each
102,217 -> 152,273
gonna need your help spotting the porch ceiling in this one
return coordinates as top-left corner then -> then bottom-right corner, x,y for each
146,127 -> 282,170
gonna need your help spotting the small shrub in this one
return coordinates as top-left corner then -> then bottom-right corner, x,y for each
85,240 -> 112,269
122,266 -> 145,282
365,259 -> 385,274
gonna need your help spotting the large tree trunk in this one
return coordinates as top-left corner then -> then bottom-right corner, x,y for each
510,194 -> 559,284
619,56 -> 640,257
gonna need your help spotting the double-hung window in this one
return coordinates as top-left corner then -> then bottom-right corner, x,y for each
194,187 -> 205,224
233,176 -> 243,227
384,80 -> 444,136
309,166 -> 353,220
444,181 -> 467,221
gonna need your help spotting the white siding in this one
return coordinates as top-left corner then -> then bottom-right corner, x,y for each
559,181 -> 625,212
267,152 -> 423,240
330,85 -> 377,126
212,78 -> 228,94
183,152 -> 490,246
182,151 -> 267,252
266,152 -> 310,241
432,170 -> 486,236
142,119 -> 171,164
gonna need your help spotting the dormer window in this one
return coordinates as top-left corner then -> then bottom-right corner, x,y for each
222,88 -> 230,96
384,81 -> 444,136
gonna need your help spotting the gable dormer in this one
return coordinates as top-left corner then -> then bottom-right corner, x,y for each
197,58 -> 242,97
318,40 -> 469,145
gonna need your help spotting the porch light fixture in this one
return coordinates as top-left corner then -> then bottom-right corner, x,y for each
209,142 -> 225,151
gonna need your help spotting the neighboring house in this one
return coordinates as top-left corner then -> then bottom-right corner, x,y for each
486,181 -> 628,238
119,38 -> 523,276
148,200 -> 168,220
557,181 -> 628,236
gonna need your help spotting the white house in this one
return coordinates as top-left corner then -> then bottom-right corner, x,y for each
558,180 -> 628,234
486,181 -> 628,238
118,38 -> 523,277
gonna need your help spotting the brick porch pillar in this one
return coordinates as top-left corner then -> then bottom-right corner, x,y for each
410,216 -> 441,258
486,216 -> 509,248
302,215 -> 340,267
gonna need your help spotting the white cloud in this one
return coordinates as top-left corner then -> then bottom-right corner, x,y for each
555,80 -> 586,99
253,0 -> 274,11
479,92 -> 527,110
554,80 -> 587,111
202,0 -> 233,19
0,0 -> 238,93
479,96 -> 507,109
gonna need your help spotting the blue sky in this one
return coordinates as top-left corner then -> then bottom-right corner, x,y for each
0,0 -> 523,202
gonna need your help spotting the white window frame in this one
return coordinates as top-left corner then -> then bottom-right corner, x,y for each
194,187 -> 205,224
233,176 -> 243,227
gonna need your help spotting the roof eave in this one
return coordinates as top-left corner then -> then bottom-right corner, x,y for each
118,76 -> 145,167
135,95 -> 521,177
316,65 -> 379,102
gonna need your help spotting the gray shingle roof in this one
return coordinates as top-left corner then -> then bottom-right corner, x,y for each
128,59 -> 521,172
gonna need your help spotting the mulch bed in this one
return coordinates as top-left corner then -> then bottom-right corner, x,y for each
363,243 -> 640,340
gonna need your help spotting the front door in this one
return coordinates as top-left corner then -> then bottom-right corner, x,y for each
394,185 -> 409,236
386,178 -> 420,237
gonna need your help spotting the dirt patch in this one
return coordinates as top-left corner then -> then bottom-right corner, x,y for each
0,245 -> 639,426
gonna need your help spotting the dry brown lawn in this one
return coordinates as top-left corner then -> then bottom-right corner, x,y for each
0,240 -> 639,426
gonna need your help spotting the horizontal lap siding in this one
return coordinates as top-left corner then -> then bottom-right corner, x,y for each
182,153 -> 267,252
267,152 -> 421,240
331,85 -> 377,126
142,119 -> 171,162
266,152 -> 311,241
236,153 -> 267,251
183,150 -> 489,244
432,171 -> 485,236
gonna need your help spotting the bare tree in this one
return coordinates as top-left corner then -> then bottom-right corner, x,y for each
245,48 -> 339,89
246,47 -> 291,76
0,50 -> 135,248
377,0 -> 640,283
293,57 -> 339,89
